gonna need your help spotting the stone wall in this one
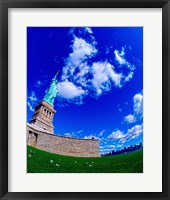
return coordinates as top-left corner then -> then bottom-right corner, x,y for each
29,101 -> 56,133
27,123 -> 100,157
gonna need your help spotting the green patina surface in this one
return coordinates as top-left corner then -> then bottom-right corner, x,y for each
43,72 -> 59,106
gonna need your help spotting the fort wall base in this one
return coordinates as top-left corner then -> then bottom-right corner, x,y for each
27,123 -> 100,158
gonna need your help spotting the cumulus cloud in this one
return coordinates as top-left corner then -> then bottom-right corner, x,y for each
124,71 -> 134,82
68,27 -> 93,37
85,27 -> 93,34
133,93 -> 143,118
124,114 -> 135,123
119,124 -> 143,143
114,48 -> 126,65
27,102 -> 34,112
72,62 -> 90,88
107,124 -> 143,144
124,92 -> 143,123
114,46 -> 135,71
57,28 -> 138,106
127,124 -> 143,138
28,91 -> 38,102
107,130 -> 125,140
62,36 -> 97,78
27,91 -> 38,112
59,34 -> 120,102
57,80 -> 86,99
100,123 -> 143,153
57,35 -> 97,104
91,62 -> 122,95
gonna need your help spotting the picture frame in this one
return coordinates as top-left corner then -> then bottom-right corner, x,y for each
0,0 -> 170,199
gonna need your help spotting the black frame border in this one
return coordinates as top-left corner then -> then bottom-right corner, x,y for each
0,0 -> 170,199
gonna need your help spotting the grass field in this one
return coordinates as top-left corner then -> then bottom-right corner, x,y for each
27,145 -> 143,173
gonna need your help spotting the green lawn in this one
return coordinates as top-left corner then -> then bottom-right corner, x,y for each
27,145 -> 143,173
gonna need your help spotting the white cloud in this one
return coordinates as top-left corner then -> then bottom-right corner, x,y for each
84,135 -> 100,140
73,62 -> 90,88
77,63 -> 90,77
124,92 -> 143,123
98,130 -> 106,137
100,145 -> 116,150
91,62 -> 122,96
99,124 -> 143,152
27,91 -> 38,112
85,27 -> 93,34
119,124 -> 143,143
58,30 -> 138,106
113,46 -> 137,84
77,129 -> 84,134
127,124 -> 143,137
63,36 -> 97,77
68,27 -> 93,37
71,36 -> 96,59
119,138 -> 126,144
107,124 -> 143,144
114,47 -> 135,71
114,48 -> 126,65
57,80 -> 85,99
60,37 -> 97,103
64,129 -> 84,138
117,144 -> 123,148
107,130 -> 125,140
133,93 -> 143,118
28,91 -> 38,102
124,71 -> 134,82
27,102 -> 34,112
60,34 -> 123,101
124,114 -> 135,123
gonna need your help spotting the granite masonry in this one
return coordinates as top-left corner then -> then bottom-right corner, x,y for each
29,100 -> 56,134
27,123 -> 100,157
27,99 -> 100,157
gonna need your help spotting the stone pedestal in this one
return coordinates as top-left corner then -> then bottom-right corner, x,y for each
29,100 -> 56,134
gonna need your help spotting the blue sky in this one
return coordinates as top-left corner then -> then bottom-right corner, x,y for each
27,27 -> 143,154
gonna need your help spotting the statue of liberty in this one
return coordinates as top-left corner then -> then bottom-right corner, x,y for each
43,71 -> 59,106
